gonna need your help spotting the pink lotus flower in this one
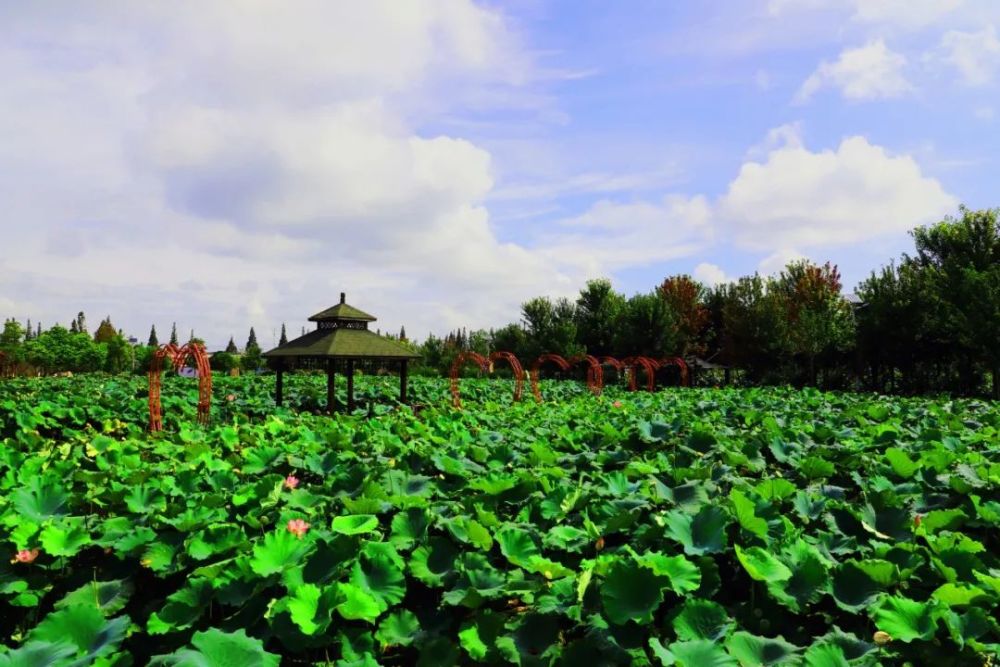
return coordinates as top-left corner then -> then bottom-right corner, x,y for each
613,400 -> 623,408
284,475 -> 299,490
226,394 -> 236,402
12,549 -> 39,564
287,519 -> 310,539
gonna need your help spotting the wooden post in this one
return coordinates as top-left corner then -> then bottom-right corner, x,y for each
347,359 -> 355,412
276,364 -> 284,406
327,359 -> 336,414
400,359 -> 408,404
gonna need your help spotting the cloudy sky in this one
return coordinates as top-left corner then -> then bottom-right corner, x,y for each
1,1 -> 998,348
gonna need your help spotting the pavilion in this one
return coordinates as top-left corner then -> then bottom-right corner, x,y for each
263,293 -> 421,412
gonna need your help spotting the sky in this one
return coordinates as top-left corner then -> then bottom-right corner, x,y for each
1,1 -> 998,349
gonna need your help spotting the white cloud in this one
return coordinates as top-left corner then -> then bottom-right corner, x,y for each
933,25 -> 1000,86
719,133 -> 958,250
758,249 -> 808,276
693,263 -> 729,286
770,0 -> 964,28
795,40 -> 913,103
538,195 -> 713,276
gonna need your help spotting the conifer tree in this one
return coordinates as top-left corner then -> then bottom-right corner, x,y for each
279,323 -> 288,346
25,319 -> 32,341
148,325 -> 158,347
399,325 -> 407,341
169,322 -> 179,346
246,327 -> 259,352
70,319 -> 79,334
76,312 -> 87,335
226,337 -> 238,354
36,323 -> 41,338
94,317 -> 117,343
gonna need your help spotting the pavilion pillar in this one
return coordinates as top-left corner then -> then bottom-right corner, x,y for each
275,362 -> 284,406
347,359 -> 355,412
399,359 -> 408,404
327,359 -> 336,414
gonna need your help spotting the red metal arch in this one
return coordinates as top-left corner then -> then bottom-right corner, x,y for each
622,356 -> 659,392
148,343 -> 212,432
530,354 -> 571,402
659,356 -> 690,387
449,351 -> 490,408
488,351 -> 526,402
600,356 -> 625,372
568,354 -> 603,396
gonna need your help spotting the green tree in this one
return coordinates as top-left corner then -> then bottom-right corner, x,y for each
105,334 -> 134,373
225,337 -> 238,354
659,275 -> 709,357
521,296 -> 581,359
279,324 -> 288,346
169,322 -> 179,346
93,317 -> 117,344
574,279 -> 625,357
717,274 -> 788,382
24,325 -> 105,373
76,312 -> 87,335
775,261 -> 854,386
0,319 -> 25,351
246,327 -> 259,352
147,324 -> 159,347
210,351 -> 238,372
614,292 -> 679,359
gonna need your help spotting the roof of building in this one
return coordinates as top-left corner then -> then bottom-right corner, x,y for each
264,327 -> 419,359
308,292 -> 376,322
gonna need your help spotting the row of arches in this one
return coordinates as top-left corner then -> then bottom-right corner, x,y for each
449,352 -> 689,407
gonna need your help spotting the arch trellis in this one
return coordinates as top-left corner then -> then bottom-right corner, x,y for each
568,354 -> 603,396
148,343 -> 212,432
659,356 -> 690,387
622,356 -> 659,392
449,351 -> 490,408
488,351 -> 526,402
530,354 -> 571,402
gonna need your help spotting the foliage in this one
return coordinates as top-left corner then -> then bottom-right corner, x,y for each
2,374 -> 998,664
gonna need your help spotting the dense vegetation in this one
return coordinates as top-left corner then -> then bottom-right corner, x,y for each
2,374 -> 998,665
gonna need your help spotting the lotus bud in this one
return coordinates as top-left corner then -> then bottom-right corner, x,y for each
873,631 -> 892,645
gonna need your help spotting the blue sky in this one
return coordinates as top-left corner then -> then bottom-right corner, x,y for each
1,1 -> 998,348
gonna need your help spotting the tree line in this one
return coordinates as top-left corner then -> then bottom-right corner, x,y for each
2,207 -> 997,397
414,207 -> 1000,398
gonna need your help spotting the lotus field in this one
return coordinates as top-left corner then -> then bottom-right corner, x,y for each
1,374 -> 999,666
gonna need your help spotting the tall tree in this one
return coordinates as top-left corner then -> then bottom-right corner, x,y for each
148,324 -> 159,347
659,275 -> 709,357
246,327 -> 259,352
279,324 -> 288,346
25,319 -> 32,341
574,279 -> 625,357
94,317 -> 117,344
76,312 -> 87,335
225,337 -> 238,354
0,319 -> 24,350
615,292 -> 678,359
70,319 -> 79,334
169,322 -> 179,346
399,325 -> 406,342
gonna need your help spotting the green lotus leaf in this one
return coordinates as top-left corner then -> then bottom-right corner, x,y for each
0,641 -> 78,667
543,525 -> 590,552
634,551 -> 701,595
351,547 -> 406,613
755,479 -> 797,501
766,540 -> 830,612
12,479 -> 69,522
417,637 -> 460,667
409,537 -> 458,587
250,529 -> 311,577
944,607 -> 999,649
884,448 -> 918,478
55,579 -> 132,616
600,559 -> 667,625
920,508 -> 967,533
332,514 -> 380,536
147,578 -> 213,635
389,508 -> 430,549
671,598 -> 733,642
735,545 -> 792,583
801,642 -> 849,667
446,517 -> 493,550
497,526 -> 541,568
149,627 -> 281,666
872,595 -> 940,643
26,604 -> 128,663
39,519 -> 90,558
667,639 -> 738,666
932,582 -> 992,608
375,609 -> 421,648
663,505 -> 730,556
458,611 -> 505,660
187,523 -> 247,560
287,583 -> 337,636
648,637 -> 675,665
730,489 -> 768,539
831,561 -> 884,612
124,483 -> 167,514
725,632 -> 801,666
336,583 -> 382,624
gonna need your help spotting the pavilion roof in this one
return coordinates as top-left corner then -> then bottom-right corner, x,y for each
264,327 -> 419,360
308,292 -> 376,322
